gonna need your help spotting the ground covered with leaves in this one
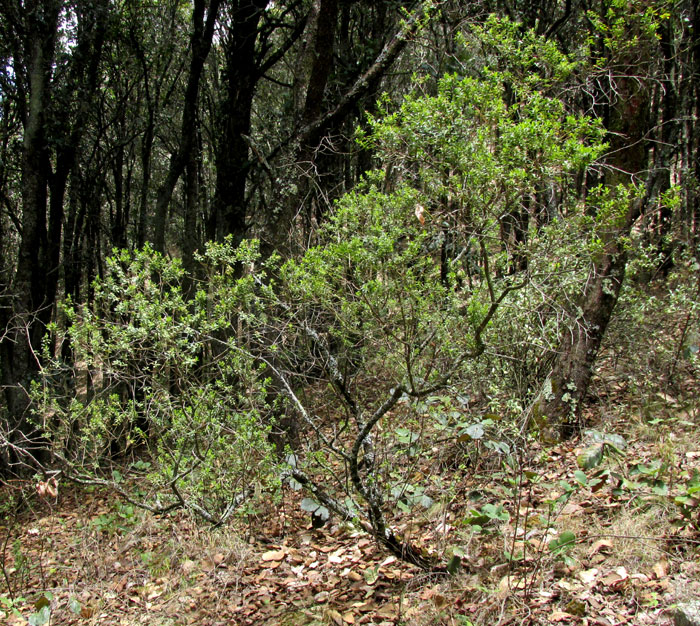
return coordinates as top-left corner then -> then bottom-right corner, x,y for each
2,390 -> 699,626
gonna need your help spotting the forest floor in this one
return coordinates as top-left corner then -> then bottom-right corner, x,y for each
2,389 -> 699,626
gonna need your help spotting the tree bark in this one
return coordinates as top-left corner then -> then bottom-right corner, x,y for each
152,0 -> 221,253
209,0 -> 269,248
536,199 -> 642,437
537,54 -> 653,437
259,0 -> 428,259
0,0 -> 61,471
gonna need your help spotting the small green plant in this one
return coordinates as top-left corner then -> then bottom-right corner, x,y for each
36,241 -> 278,525
463,502 -> 510,533
548,530 -> 577,566
91,502 -> 139,536
1,594 -> 25,620
28,592 -> 53,626
674,470 -> 700,530
390,483 -> 434,513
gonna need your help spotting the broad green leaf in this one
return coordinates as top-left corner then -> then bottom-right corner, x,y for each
69,598 -> 82,615
577,444 -> 604,469
28,606 -> 50,626
315,505 -> 330,521
549,530 -> 576,554
300,498 -> 320,513
574,470 -> 588,486
364,567 -> 379,584
463,423 -> 485,440
446,554 -> 462,575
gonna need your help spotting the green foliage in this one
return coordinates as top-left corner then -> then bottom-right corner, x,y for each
30,16 -> 633,573
675,470 -> 700,530
37,241 -> 277,522
548,530 -> 576,565
464,502 -> 510,534
0,594 -> 25,620
362,61 -> 604,227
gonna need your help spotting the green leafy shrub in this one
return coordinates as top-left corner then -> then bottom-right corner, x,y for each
36,242 -> 277,523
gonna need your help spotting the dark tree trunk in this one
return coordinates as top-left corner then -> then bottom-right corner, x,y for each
266,0 -> 338,257
152,0 -> 220,253
0,0 -> 61,471
0,0 -> 109,472
260,0 -> 425,259
209,0 -> 269,248
538,58 -> 652,437
537,199 -> 642,437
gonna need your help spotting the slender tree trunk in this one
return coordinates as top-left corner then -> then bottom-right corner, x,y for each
537,60 -> 652,437
266,0 -> 337,257
152,0 -> 220,253
536,199 -> 642,437
0,0 -> 60,471
260,0 -> 426,259
209,0 -> 269,248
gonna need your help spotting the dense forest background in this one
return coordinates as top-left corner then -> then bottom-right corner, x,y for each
1,1 -> 699,619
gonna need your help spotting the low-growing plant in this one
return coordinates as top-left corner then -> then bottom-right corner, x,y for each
35,241 -> 278,524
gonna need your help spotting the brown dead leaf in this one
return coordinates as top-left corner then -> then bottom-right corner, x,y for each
315,591 -> 330,603
578,568 -> 599,585
327,609 -> 344,625
589,539 -> 614,556
601,566 -> 628,588
549,610 -> 575,622
213,552 -> 226,565
652,560 -> 668,579
328,548 -> 346,564
377,603 -> 398,618
498,575 -> 526,594
261,549 -> 286,562
342,613 -> 355,624
415,204 -> 426,225
432,594 -> 449,609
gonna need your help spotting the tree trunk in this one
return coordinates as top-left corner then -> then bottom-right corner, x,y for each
209,0 -> 269,248
536,201 -> 641,437
0,0 -> 60,472
537,56 -> 652,437
259,1 -> 428,259
152,0 -> 220,253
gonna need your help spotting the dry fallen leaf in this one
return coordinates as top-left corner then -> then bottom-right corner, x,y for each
498,575 -> 527,594
261,549 -> 286,562
589,539 -> 614,556
549,610 -> 574,622
601,566 -> 628,587
578,568 -> 599,585
377,603 -> 398,618
432,594 -> 449,609
652,559 -> 668,579
328,548 -> 346,564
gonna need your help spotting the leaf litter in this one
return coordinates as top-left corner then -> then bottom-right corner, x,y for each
1,412 -> 699,625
